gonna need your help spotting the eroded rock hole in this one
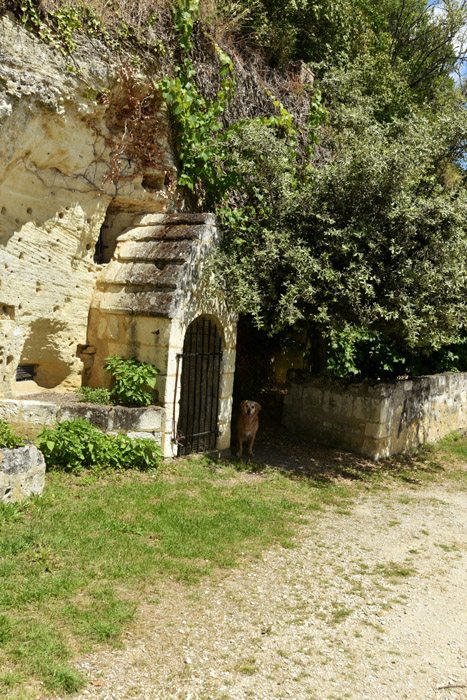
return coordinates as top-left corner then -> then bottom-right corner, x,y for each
94,204 -> 132,265
142,173 -> 164,191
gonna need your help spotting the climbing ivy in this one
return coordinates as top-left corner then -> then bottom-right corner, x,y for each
155,0 -> 309,208
155,0 -> 236,200
19,1 -> 81,54
17,1 -> 151,57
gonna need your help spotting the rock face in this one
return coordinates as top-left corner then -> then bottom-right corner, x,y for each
0,444 -> 46,501
0,16 -> 237,458
0,14 -> 177,397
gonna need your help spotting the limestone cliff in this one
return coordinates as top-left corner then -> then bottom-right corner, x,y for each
0,13 -> 177,396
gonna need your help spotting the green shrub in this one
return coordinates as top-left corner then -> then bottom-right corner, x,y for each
37,419 -> 162,473
326,329 -> 467,380
104,356 -> 159,408
76,386 -> 113,405
0,420 -> 24,449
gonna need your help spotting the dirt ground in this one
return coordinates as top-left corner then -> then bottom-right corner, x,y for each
44,423 -> 466,700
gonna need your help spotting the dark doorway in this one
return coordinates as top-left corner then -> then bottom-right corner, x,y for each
176,316 -> 223,456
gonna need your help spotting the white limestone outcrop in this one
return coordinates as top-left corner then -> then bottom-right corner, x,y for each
0,14 -> 176,396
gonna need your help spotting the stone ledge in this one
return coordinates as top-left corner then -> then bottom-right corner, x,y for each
0,399 -> 165,445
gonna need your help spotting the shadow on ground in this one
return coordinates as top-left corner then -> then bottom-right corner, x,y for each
227,409 -> 445,485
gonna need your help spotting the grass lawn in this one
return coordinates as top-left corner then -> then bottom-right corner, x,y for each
0,437 -> 466,698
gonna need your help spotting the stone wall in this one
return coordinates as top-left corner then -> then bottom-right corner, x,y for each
0,399 -> 165,448
283,373 -> 467,459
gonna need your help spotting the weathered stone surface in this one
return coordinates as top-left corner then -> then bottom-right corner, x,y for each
131,213 -> 217,228
93,288 -> 184,318
0,15 -> 176,398
126,431 -> 162,442
0,444 -> 45,502
0,399 -> 21,423
117,240 -> 199,261
20,401 -> 59,427
58,403 -> 164,433
0,399 -> 59,438
0,399 -> 165,451
98,262 -> 187,289
117,221 -> 220,245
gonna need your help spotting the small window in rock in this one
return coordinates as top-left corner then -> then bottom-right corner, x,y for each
0,304 -> 14,320
93,227 -> 108,264
16,364 -> 36,381
142,174 -> 164,191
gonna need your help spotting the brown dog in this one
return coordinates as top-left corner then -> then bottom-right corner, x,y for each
236,400 -> 262,457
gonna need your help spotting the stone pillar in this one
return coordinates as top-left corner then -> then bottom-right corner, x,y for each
0,445 -> 46,502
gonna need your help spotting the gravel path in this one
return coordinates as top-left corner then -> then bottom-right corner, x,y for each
48,475 -> 467,700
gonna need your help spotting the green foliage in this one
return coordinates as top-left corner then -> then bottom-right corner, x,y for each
215,0 -> 467,99
104,356 -> 159,407
326,330 -> 410,379
37,419 -> 162,473
155,0 -> 304,206
19,0 -> 42,32
0,420 -> 24,449
16,0 -> 130,55
212,80 -> 467,349
48,5 -> 81,52
37,419 -> 104,472
215,0 -> 375,67
19,0 -> 81,54
326,329 -> 467,380
161,0 -> 467,367
76,386 -> 113,405
0,501 -> 27,526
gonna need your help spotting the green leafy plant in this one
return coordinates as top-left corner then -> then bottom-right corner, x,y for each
0,420 -> 24,449
104,356 -> 159,408
155,0 -> 236,198
37,419 -> 162,473
37,419 -> 106,472
19,0 -> 82,54
48,5 -> 82,53
326,329 -> 467,380
19,0 -> 44,33
76,386 -> 113,405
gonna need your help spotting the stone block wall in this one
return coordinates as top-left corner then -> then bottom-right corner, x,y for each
0,399 -> 165,448
283,373 -> 467,459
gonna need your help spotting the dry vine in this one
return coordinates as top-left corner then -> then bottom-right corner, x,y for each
84,62 -> 175,190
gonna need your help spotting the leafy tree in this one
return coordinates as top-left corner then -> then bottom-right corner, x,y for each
215,0 -> 467,95
214,94 -> 467,347
198,0 -> 467,369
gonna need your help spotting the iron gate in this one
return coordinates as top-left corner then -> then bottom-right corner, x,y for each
176,316 -> 223,456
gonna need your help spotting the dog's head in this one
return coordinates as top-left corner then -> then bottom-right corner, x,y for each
239,400 -> 262,417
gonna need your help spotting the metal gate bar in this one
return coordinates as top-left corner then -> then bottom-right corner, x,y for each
176,317 -> 223,456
